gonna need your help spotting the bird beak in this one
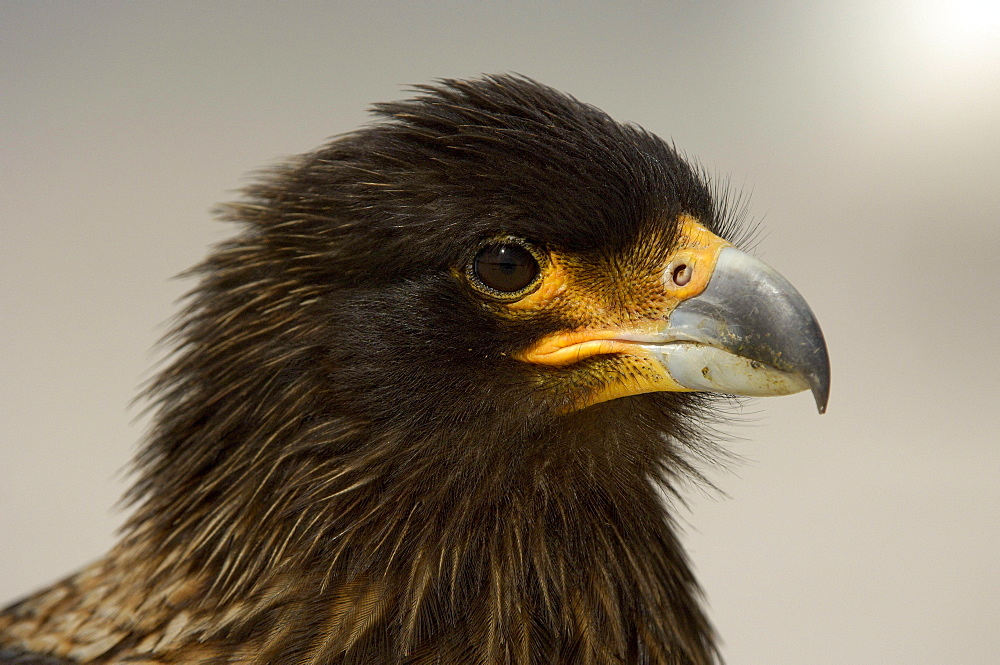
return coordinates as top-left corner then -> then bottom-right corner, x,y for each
519,219 -> 830,413
631,244 -> 831,413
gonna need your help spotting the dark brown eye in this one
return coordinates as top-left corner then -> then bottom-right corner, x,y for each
472,242 -> 540,295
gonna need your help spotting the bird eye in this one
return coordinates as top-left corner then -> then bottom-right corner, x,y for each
471,241 -> 541,297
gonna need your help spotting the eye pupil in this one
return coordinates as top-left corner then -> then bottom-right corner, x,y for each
473,243 -> 539,294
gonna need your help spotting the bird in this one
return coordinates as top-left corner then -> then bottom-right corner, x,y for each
0,74 -> 829,665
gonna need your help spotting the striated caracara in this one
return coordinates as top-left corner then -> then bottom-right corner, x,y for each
0,75 -> 829,665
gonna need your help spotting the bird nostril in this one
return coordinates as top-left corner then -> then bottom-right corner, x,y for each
672,263 -> 692,287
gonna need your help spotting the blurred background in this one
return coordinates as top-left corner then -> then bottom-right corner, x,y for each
2,2 -> 997,663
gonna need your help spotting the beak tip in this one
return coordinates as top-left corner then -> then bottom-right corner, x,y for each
809,368 -> 830,414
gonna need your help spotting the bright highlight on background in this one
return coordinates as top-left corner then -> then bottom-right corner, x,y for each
856,0 -> 1000,117
915,0 -> 1000,57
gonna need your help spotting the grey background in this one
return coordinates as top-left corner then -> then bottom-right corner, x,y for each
2,2 -> 998,663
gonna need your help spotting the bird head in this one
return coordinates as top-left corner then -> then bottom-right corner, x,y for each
207,76 -> 826,437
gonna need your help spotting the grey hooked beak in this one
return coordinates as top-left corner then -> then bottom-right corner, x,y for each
640,247 -> 831,413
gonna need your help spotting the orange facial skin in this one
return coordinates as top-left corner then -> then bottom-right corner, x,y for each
504,215 -> 733,411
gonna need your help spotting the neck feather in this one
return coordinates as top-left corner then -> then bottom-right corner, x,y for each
113,405 -> 720,664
